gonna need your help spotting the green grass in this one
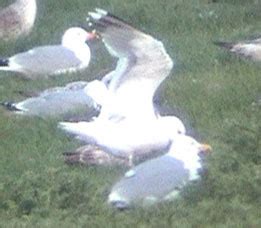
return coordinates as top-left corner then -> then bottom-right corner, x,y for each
0,0 -> 261,227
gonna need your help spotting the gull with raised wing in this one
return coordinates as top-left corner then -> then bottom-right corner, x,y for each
59,9 -> 185,165
0,27 -> 96,79
0,0 -> 37,41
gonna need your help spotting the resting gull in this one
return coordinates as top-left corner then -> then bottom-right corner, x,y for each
63,144 -> 129,166
59,9 -> 185,165
108,135 -> 212,209
0,0 -> 37,41
214,37 -> 261,62
0,81 -> 98,117
0,27 -> 96,79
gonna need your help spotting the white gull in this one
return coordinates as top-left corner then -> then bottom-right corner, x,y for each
0,27 -> 96,79
59,9 -> 185,164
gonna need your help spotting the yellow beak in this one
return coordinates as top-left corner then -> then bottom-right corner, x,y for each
199,143 -> 212,153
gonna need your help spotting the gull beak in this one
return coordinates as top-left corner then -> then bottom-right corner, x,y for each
199,143 -> 212,154
86,30 -> 100,40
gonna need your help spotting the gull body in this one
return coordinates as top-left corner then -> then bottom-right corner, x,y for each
60,116 -> 185,160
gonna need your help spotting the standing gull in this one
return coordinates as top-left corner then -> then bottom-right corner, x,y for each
108,135 -> 211,209
0,27 -> 96,79
214,37 -> 261,62
0,0 -> 37,41
59,9 -> 185,164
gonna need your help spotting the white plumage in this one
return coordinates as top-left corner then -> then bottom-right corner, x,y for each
59,9 -> 185,165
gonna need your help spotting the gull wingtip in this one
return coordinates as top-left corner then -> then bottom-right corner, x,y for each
95,8 -> 108,15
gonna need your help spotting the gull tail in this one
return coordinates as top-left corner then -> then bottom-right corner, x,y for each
213,41 -> 234,50
0,58 -> 9,66
63,144 -> 101,165
108,192 -> 130,210
1,101 -> 28,114
58,122 -> 85,135
1,101 -> 21,111
58,121 -> 96,144
0,58 -> 11,71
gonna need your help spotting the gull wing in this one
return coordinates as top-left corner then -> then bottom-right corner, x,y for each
88,9 -> 174,119
1,81 -> 98,117
10,45 -> 84,76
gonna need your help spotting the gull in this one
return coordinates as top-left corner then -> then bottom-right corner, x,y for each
0,0 -> 37,41
59,9 -> 185,165
1,81 -> 98,117
214,37 -> 261,62
108,135 -> 212,209
63,144 -> 129,166
0,27 -> 96,79
60,116 -> 185,164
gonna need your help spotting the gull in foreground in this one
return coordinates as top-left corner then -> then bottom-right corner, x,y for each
1,81 -> 97,117
59,9 -> 185,165
214,37 -> 261,62
0,27 -> 96,79
108,135 -> 212,209
0,0 -> 37,41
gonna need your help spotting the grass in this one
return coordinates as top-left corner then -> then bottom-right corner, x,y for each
0,0 -> 261,227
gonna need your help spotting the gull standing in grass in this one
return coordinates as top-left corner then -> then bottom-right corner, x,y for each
0,0 -> 37,41
108,135 -> 211,209
59,9 -> 186,165
0,27 -> 96,79
214,37 -> 261,62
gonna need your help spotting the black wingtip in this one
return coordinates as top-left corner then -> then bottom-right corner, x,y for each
0,58 -> 9,66
87,8 -> 135,30
213,41 -> 234,50
0,101 -> 20,111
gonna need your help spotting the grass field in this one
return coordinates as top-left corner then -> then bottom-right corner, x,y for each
0,0 -> 261,227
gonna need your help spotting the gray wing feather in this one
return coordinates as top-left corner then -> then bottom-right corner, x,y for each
14,81 -> 95,116
12,46 -> 82,75
111,155 -> 189,205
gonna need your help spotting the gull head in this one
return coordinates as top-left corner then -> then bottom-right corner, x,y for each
160,115 -> 186,136
62,27 -> 97,48
168,135 -> 212,161
167,134 -> 212,181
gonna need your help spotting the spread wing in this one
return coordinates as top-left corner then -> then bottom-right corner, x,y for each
88,9 -> 174,119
